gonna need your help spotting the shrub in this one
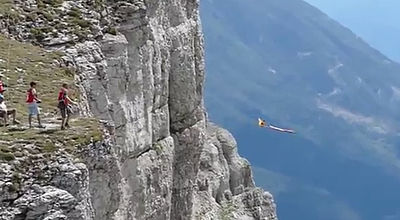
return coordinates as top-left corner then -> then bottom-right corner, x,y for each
106,27 -> 118,35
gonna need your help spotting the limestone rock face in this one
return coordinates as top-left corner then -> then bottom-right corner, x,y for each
0,146 -> 95,220
0,0 -> 277,219
193,124 -> 277,220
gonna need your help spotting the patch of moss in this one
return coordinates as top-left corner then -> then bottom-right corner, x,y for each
9,172 -> 22,192
30,28 -> 46,41
0,146 -> 11,152
43,0 -> 64,7
219,202 -> 236,220
26,12 -> 39,21
55,22 -> 68,30
63,67 -> 75,77
0,0 -> 14,15
41,26 -> 53,33
8,182 -> 18,192
40,11 -> 55,22
94,0 -> 106,11
0,0 -> 20,24
51,31 -> 59,38
37,1 -> 46,9
37,0 -> 64,8
153,143 -> 163,155
0,146 -> 15,161
106,27 -> 118,35
40,140 -> 57,153
71,17 -> 91,28
73,29 -> 90,41
67,8 -> 82,18
0,151 -> 15,161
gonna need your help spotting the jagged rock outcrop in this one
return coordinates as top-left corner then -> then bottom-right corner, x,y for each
194,124 -> 277,220
0,0 -> 277,219
0,146 -> 95,220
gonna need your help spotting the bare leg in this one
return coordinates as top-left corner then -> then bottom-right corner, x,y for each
61,118 -> 66,130
0,111 -> 5,125
9,109 -> 18,124
37,114 -> 42,126
4,111 -> 8,125
29,114 -> 32,128
60,107 -> 66,130
11,110 -> 15,122
65,115 -> 70,128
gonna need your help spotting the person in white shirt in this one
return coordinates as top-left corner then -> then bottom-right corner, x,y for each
0,94 -> 19,126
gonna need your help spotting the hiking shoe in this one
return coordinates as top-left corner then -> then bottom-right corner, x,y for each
13,120 -> 20,125
38,124 -> 46,129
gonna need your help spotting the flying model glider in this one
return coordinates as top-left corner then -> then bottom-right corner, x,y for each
258,118 -> 295,134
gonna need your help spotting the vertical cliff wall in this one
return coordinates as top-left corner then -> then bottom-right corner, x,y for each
0,0 -> 277,219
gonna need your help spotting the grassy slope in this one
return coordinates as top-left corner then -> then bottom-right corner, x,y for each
0,35 -> 102,161
0,35 -> 76,118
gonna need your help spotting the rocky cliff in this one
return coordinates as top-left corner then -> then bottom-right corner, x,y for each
0,0 -> 277,219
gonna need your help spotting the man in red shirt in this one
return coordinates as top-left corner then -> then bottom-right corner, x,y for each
58,83 -> 77,130
27,81 -> 44,128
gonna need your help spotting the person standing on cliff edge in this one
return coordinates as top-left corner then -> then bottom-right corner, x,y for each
58,83 -> 77,130
27,81 -> 45,128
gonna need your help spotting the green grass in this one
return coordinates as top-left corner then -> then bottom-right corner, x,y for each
94,0 -> 106,10
70,17 -> 92,28
0,0 -> 20,23
0,118 -> 103,156
0,35 -> 77,119
36,0 -> 64,8
218,202 -> 236,220
0,150 -> 15,161
1,1 -> 59,30
41,0 -> 64,7
67,7 -> 82,18
0,145 -> 15,161
40,11 -> 55,21
106,27 -> 118,35
26,12 -> 39,21
1,0 -> 93,43
9,172 -> 21,192
153,143 -> 164,155
0,35 -> 104,161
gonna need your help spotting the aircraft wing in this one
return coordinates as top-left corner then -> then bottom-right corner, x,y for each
268,125 -> 296,134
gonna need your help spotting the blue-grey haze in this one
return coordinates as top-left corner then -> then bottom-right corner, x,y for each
201,0 -> 400,219
305,0 -> 400,62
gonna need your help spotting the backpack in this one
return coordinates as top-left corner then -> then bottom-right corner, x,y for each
57,89 -> 67,108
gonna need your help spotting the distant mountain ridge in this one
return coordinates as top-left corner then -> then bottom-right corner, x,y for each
201,0 -> 400,219
306,0 -> 400,62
